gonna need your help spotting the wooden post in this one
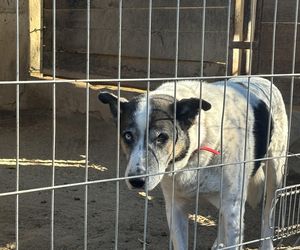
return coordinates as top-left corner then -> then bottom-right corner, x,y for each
232,0 -> 245,75
29,0 -> 42,76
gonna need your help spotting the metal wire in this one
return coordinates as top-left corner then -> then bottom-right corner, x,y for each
15,0 -> 20,248
216,0 -> 232,247
50,1 -> 56,249
260,0 -> 278,241
142,1 -> 153,249
114,1 -> 123,249
192,1 -> 211,248
283,0 -> 299,189
193,80 -> 203,250
282,0 -> 300,239
169,1 -> 180,249
84,0 -> 90,248
2,1 -> 300,249
274,184 -> 300,239
238,1 -> 257,246
1,73 -> 300,86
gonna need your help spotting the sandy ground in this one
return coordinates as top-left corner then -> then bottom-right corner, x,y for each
0,109 -> 299,250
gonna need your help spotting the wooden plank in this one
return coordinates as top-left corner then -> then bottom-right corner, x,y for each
29,0 -> 42,73
232,0 -> 245,75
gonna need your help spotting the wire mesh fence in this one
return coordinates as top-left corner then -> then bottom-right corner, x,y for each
0,0 -> 299,249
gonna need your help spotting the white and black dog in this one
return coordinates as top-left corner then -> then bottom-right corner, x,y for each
98,77 -> 288,250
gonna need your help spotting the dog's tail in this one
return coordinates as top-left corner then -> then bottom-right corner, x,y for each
247,166 -> 265,209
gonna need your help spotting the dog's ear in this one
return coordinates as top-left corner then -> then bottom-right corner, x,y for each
175,98 -> 211,129
98,92 -> 128,119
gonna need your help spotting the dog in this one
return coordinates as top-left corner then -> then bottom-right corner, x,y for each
98,77 -> 288,250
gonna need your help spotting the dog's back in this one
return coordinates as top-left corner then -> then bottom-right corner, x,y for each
154,78 -> 287,207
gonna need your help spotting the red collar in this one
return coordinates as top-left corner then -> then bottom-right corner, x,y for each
199,146 -> 221,155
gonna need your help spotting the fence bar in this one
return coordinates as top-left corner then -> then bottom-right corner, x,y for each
217,77 -> 227,248
193,80 -> 203,250
238,0 -> 257,246
114,1 -> 123,249
276,189 -> 284,238
51,0 -> 57,249
293,187 -> 299,227
15,0 -> 20,249
261,0 -> 278,241
84,0 -> 91,249
174,0 -> 180,79
1,73 -> 300,86
216,0 -> 232,247
296,190 -> 300,230
192,1 -> 206,248
169,83 -> 178,250
142,0 -> 153,249
285,0 -> 300,237
287,187 -> 294,235
283,0 -> 299,188
238,77 -> 251,248
169,1 -> 180,249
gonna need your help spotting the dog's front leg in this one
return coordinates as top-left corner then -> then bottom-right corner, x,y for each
162,185 -> 189,250
219,202 -> 244,249
219,167 -> 248,249
165,196 -> 189,250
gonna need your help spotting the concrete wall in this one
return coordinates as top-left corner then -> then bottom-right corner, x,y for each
0,0 -> 29,110
253,0 -> 300,107
42,0 -> 230,81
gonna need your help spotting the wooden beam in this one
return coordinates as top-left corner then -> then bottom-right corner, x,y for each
232,0 -> 245,75
29,0 -> 42,74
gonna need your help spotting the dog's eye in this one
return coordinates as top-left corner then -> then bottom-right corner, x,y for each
123,131 -> 134,144
156,133 -> 169,145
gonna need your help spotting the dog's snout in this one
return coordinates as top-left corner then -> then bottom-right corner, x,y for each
128,169 -> 146,189
129,177 -> 145,189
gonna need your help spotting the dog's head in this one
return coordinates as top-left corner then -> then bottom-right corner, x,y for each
98,91 -> 211,190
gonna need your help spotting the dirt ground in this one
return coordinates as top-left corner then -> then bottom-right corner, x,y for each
0,109 -> 299,250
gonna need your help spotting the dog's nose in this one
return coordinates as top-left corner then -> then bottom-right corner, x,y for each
128,170 -> 146,189
129,177 -> 145,189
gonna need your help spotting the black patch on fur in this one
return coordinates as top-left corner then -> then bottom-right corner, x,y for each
176,98 -> 211,130
252,100 -> 273,175
149,95 -> 190,163
98,92 -> 128,118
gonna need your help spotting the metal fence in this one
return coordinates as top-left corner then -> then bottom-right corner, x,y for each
0,0 -> 299,249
